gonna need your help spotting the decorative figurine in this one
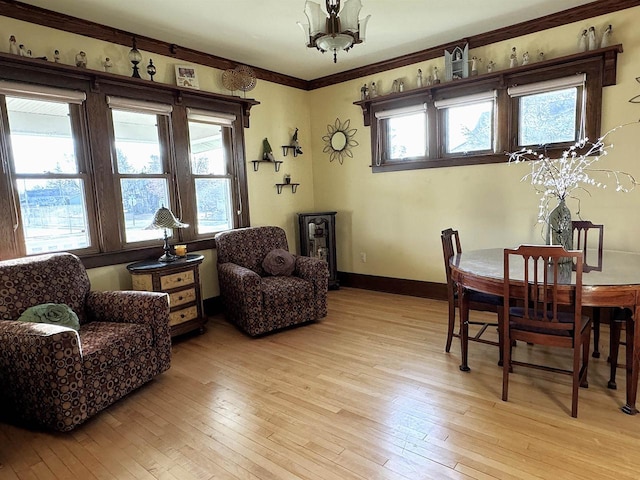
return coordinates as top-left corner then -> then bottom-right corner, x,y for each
538,51 -> 545,62
9,35 -> 18,55
433,66 -> 440,84
600,24 -> 612,48
579,29 -> 588,52
522,51 -> 530,65
146,59 -> 156,81
75,51 -> 87,68
470,56 -> 480,76
360,83 -> 368,100
102,57 -> 113,72
398,81 -> 404,93
370,82 -> 377,98
426,74 -> 432,86
53,49 -> 60,63
18,44 -> 27,57
417,69 -> 423,88
509,47 -> 518,68
486,60 -> 496,73
392,79 -> 399,93
262,138 -> 276,162
588,26 -> 597,51
292,128 -> 303,156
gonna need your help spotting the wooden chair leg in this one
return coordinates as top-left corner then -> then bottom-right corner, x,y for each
608,320 -> 622,389
592,307 -> 601,358
502,334 -> 511,402
445,301 -> 456,352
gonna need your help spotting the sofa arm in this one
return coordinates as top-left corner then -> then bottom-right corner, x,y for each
85,291 -> 171,371
295,255 -> 329,289
217,263 -> 263,328
0,321 -> 86,431
295,256 -> 329,318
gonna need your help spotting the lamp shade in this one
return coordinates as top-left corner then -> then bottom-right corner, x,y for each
146,206 -> 188,230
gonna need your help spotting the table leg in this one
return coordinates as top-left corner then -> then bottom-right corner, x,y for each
622,307 -> 639,415
459,286 -> 470,372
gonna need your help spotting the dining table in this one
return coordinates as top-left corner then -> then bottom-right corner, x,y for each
450,247 -> 640,415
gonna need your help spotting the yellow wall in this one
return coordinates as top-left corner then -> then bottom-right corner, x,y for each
2,7 -> 639,296
309,7 -> 640,284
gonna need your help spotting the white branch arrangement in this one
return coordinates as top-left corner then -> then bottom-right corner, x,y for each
507,120 -> 640,223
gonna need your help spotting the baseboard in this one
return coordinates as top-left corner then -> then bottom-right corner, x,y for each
338,271 -> 447,300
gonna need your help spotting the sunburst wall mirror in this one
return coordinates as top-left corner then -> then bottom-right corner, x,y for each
322,118 -> 358,164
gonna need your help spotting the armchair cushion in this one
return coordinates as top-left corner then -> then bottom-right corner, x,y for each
262,248 -> 296,276
17,303 -> 80,331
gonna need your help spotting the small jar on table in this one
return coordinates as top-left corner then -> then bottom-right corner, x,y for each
127,253 -> 206,338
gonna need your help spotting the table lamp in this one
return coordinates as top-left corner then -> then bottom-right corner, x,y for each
146,206 -> 189,262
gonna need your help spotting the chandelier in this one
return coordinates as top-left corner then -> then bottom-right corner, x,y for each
298,0 -> 370,63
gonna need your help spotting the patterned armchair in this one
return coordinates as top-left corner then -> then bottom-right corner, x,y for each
215,226 -> 329,336
0,253 -> 171,431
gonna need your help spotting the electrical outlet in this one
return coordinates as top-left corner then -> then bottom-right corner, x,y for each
360,252 -> 367,263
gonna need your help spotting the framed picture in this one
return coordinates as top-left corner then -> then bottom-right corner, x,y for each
175,65 -> 199,89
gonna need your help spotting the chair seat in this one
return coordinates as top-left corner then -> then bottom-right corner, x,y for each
466,290 -> 503,306
509,307 -> 590,336
80,322 -> 154,376
261,276 -> 314,308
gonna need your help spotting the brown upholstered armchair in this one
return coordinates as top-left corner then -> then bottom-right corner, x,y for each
0,253 -> 171,431
214,226 -> 329,336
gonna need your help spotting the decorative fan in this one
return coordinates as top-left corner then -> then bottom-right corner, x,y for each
235,64 -> 257,93
222,68 -> 241,92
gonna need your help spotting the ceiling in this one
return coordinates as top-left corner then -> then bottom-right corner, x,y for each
19,0 -> 596,81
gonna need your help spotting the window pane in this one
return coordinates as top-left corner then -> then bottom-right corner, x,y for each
188,122 -> 227,175
121,178 -> 169,242
16,178 -> 90,254
519,88 -> 578,146
112,110 -> 162,174
6,97 -> 78,174
445,101 -> 493,153
195,178 -> 233,234
387,112 -> 426,160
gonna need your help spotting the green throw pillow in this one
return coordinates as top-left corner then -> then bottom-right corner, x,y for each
17,303 -> 80,331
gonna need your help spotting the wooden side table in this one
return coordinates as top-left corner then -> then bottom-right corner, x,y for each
127,254 -> 207,338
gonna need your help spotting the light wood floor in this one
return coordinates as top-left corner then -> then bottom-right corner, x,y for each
2,287 -> 640,479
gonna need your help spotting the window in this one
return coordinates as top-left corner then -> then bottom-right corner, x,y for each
435,91 -> 496,155
1,85 -> 94,256
108,97 -> 173,245
361,53 -> 609,172
0,60 -> 253,264
508,75 -> 585,148
374,102 -> 428,166
187,109 -> 236,235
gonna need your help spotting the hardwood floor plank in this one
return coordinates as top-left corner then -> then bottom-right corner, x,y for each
2,288 -> 640,479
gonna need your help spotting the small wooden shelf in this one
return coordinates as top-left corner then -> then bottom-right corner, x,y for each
281,145 -> 302,157
251,159 -> 283,172
276,182 -> 299,194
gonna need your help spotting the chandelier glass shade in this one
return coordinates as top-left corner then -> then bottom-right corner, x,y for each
298,0 -> 370,63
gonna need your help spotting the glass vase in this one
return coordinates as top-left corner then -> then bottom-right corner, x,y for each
546,198 -> 573,261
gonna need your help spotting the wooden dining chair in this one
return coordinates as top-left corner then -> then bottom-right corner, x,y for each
441,228 -> 503,364
572,220 -> 604,358
502,245 -> 591,418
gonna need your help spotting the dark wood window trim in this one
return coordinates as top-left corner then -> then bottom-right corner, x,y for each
355,45 -> 621,173
0,53 -> 259,268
